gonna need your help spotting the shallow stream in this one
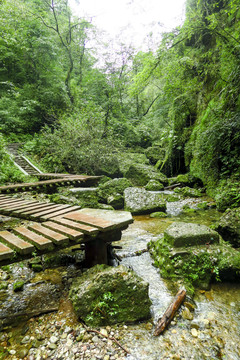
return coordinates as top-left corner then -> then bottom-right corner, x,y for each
115,195 -> 240,360
0,193 -> 240,359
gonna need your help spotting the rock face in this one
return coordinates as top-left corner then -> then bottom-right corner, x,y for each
148,222 -> 240,295
164,222 -> 220,247
69,265 -> 152,326
124,187 -> 166,215
124,163 -> 168,186
214,208 -> 240,247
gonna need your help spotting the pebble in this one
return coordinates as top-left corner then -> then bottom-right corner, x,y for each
50,335 -> 58,344
191,328 -> 199,338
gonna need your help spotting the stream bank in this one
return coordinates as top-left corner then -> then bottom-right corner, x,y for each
0,193 -> 239,359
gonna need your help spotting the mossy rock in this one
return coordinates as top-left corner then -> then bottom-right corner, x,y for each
124,187 -> 166,215
150,212 -> 168,218
174,186 -> 203,198
144,146 -> 165,165
124,163 -> 168,186
145,180 -> 164,191
97,178 -> 133,202
13,281 -> 25,292
107,194 -> 124,209
94,155 -> 122,178
148,223 -> 240,295
69,265 -> 152,326
213,208 -> 240,247
117,152 -> 149,174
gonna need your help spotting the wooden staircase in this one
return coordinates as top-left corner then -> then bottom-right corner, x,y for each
7,143 -> 42,175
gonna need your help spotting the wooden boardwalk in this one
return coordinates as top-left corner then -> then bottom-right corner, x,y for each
0,195 -> 133,266
0,175 -> 102,194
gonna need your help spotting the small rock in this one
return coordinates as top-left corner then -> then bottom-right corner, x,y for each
50,335 -> 58,344
9,350 -> 16,355
21,335 -> 30,344
100,329 -> 108,337
64,326 -> 72,334
48,343 -> 57,350
182,307 -> 194,320
191,328 -> 199,337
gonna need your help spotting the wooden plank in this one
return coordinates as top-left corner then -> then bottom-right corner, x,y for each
14,203 -> 59,215
51,216 -> 99,235
0,198 -> 24,205
40,206 -> 81,221
28,223 -> 69,246
30,204 -> 73,219
42,221 -> 84,241
0,201 -> 40,211
63,211 -> 114,231
0,242 -> 14,261
0,231 -> 35,255
13,227 -> 53,250
0,199 -> 35,208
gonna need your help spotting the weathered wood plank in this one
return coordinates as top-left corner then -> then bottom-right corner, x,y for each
63,211 -> 114,231
13,227 -> 53,250
29,204 -> 72,219
43,221 -> 84,241
0,242 -> 14,261
0,231 -> 35,255
40,206 -> 81,221
17,204 -> 60,215
50,216 -> 99,236
1,201 -> 40,211
28,223 -> 69,246
0,200 -> 37,208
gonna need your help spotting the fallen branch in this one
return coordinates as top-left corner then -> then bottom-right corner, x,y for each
82,324 -> 130,354
164,183 -> 181,190
154,288 -> 186,336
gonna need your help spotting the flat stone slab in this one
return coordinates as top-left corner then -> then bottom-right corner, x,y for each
164,222 -> 220,247
69,187 -> 98,193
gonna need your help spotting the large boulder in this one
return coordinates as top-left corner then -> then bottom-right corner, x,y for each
94,155 -> 122,178
144,146 -> 165,165
148,222 -> 240,295
145,179 -> 164,191
69,265 -> 151,326
174,186 -> 203,198
117,152 -> 149,175
124,163 -> 168,186
214,208 -> 240,247
124,187 -> 166,215
97,178 -> 133,209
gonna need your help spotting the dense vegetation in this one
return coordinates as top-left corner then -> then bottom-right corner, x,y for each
1,0 -> 240,207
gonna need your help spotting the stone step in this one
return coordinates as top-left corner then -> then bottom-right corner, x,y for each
13,227 -> 54,250
28,223 -> 69,246
0,231 -> 35,255
43,221 -> 84,241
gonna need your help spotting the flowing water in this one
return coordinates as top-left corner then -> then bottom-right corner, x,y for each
114,194 -> 240,360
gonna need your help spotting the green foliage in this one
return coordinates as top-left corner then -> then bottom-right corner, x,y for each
0,134 -> 26,184
86,291 -> 119,324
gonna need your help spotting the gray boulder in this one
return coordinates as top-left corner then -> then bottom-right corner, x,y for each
97,178 -> 133,203
69,265 -> 151,326
124,187 -> 166,215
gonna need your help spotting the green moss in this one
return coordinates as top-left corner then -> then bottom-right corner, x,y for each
13,281 -> 25,292
150,212 -> 168,218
